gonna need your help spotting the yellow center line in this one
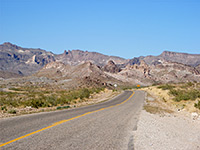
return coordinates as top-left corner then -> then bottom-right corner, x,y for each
0,91 -> 135,148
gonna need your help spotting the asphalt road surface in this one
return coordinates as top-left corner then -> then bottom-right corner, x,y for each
0,90 -> 145,150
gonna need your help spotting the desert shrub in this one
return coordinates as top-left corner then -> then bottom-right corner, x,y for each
8,109 -> 17,114
112,89 -> 117,92
194,101 -> 200,110
57,96 -> 69,105
7,98 -> 19,107
63,105 -> 70,109
56,106 -> 70,110
94,87 -> 105,93
180,82 -> 195,89
0,87 -> 105,109
56,106 -> 62,110
123,86 -> 133,90
1,106 -> 7,111
187,82 -> 194,87
121,85 -> 141,90
169,89 -> 200,102
79,88 -> 90,99
30,99 -> 45,108
158,84 -> 175,90
46,96 -> 57,107
9,88 -> 23,91
152,82 -> 161,86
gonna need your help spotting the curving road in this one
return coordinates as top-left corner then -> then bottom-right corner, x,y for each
0,90 -> 145,150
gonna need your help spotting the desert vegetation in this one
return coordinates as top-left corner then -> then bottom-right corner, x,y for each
0,85 -> 105,114
143,82 -> 200,114
157,82 -> 200,103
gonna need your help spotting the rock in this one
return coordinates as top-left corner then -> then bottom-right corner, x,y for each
103,60 -> 121,73
191,112 -> 199,120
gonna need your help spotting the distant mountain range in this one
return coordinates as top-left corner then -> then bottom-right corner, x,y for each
0,42 -> 126,76
128,51 -> 200,67
0,42 -> 200,86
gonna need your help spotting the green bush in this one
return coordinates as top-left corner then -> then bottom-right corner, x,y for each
194,101 -> 200,110
158,84 -> 175,90
0,87 -> 104,109
30,99 -> 45,108
56,106 -> 70,110
8,109 -> 17,114
63,106 -> 70,109
56,106 -> 62,110
169,89 -> 200,102
46,96 -> 57,107
120,85 -> 141,90
79,88 -> 90,99
9,88 -> 23,91
1,106 -> 7,111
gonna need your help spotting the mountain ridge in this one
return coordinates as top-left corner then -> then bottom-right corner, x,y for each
0,42 -> 200,86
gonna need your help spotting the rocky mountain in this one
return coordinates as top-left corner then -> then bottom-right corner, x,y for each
195,64 -> 200,72
0,42 -> 55,76
0,42 -> 127,77
0,42 -> 200,86
36,61 -> 125,88
56,50 -> 127,66
110,59 -> 200,85
128,51 -> 200,67
37,58 -> 200,87
103,60 -> 121,73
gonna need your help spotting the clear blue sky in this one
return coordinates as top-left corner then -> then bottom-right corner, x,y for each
0,0 -> 200,58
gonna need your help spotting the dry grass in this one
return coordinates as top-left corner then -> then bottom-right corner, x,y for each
141,82 -> 200,114
0,86 -> 119,118
144,105 -> 173,114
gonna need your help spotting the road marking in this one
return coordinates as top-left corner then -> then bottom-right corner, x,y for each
0,92 -> 134,148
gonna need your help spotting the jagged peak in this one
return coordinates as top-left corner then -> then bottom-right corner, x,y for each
107,60 -> 116,66
159,50 -> 198,56
3,42 -> 14,45
2,42 -> 20,49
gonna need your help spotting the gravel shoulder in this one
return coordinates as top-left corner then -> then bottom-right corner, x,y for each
134,110 -> 200,150
133,89 -> 200,150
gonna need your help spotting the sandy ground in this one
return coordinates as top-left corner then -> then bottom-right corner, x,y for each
133,88 -> 200,150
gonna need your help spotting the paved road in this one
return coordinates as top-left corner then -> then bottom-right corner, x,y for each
0,90 -> 145,150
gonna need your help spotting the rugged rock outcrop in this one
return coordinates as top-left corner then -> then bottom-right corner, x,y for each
128,51 -> 200,67
103,60 -> 121,73
56,50 -> 127,66
0,42 -> 127,78
114,59 -> 200,85
36,61 -> 124,87
0,42 -> 55,76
